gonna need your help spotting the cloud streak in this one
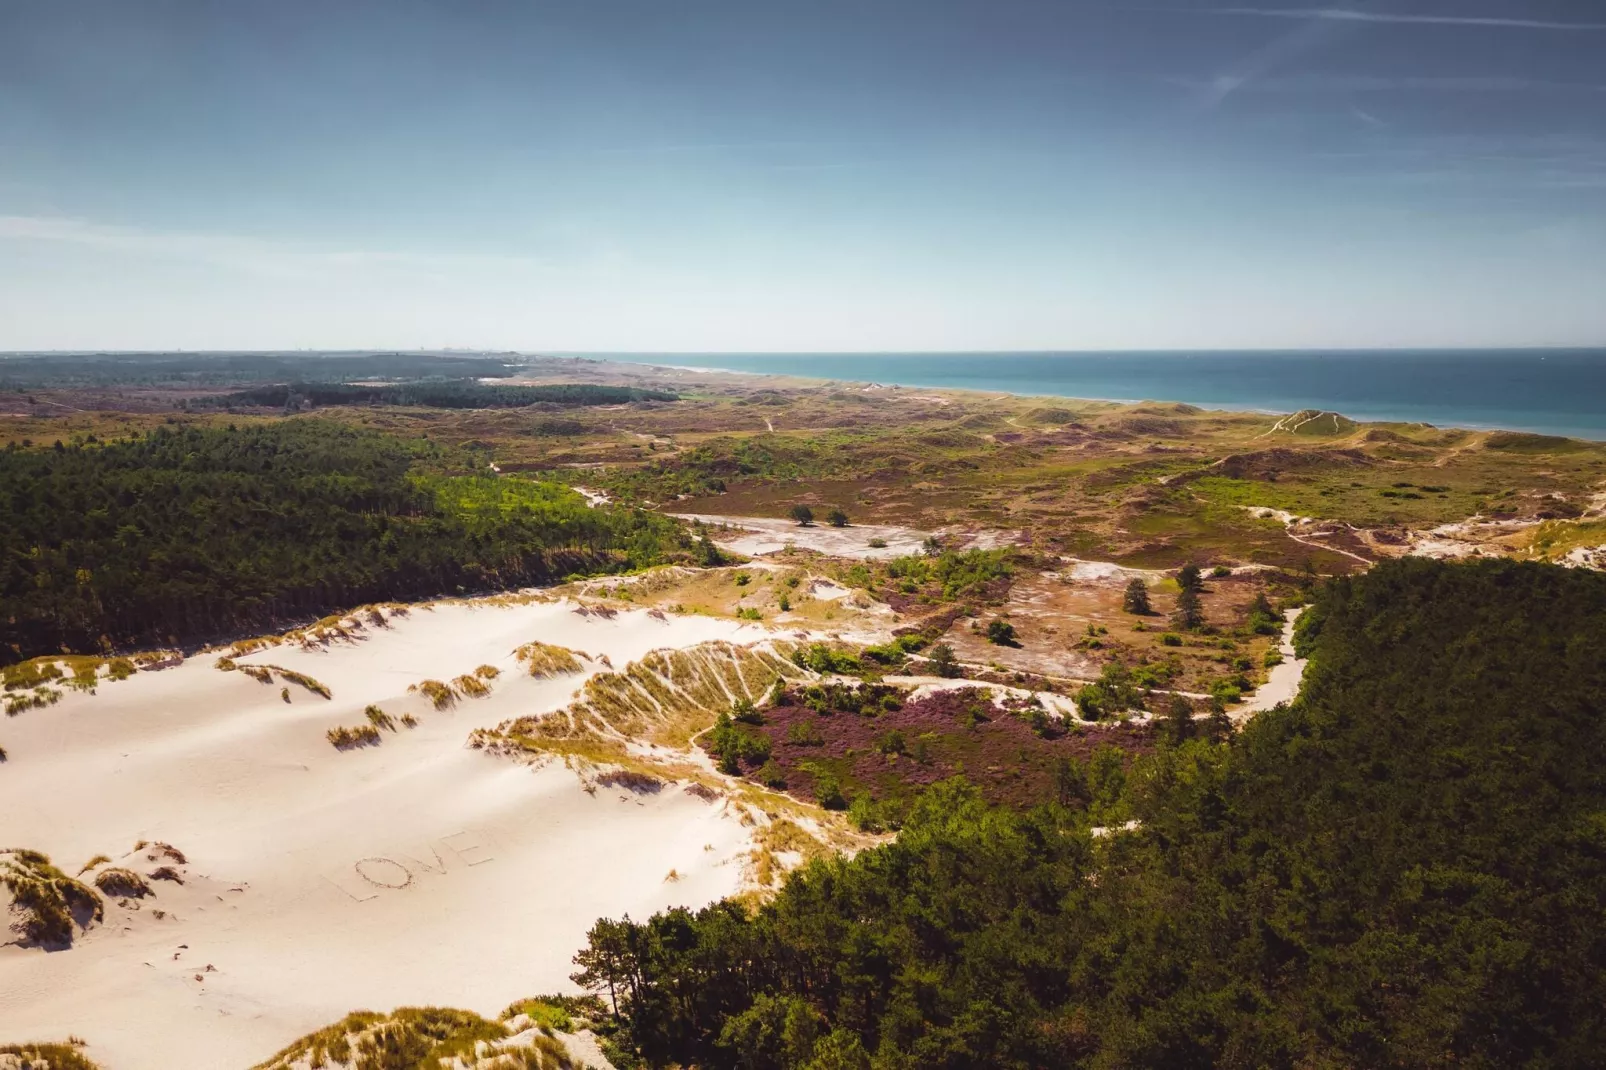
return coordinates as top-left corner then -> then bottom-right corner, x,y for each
0,214 -> 552,281
1213,8 -> 1606,31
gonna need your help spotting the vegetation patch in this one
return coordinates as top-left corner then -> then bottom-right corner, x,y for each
710,682 -> 1155,814
0,849 -> 103,948
513,641 -> 587,678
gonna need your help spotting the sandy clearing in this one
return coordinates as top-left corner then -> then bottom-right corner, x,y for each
0,598 -> 766,1069
673,514 -> 930,560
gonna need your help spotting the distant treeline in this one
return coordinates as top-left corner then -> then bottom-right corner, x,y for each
0,423 -> 688,663
575,558 -> 1606,1068
207,380 -> 678,410
0,352 -> 520,389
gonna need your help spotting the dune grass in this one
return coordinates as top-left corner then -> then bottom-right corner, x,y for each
513,641 -> 587,679
0,849 -> 103,948
453,673 -> 492,699
409,679 -> 458,710
93,867 -> 151,899
327,724 -> 382,749
250,1007 -> 513,1070
0,1042 -> 104,1070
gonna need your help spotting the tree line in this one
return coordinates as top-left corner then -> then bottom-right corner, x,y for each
573,558 -> 1606,1068
207,380 -> 679,411
0,423 -> 687,663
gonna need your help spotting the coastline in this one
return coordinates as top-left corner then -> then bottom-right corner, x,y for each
582,350 -> 1606,442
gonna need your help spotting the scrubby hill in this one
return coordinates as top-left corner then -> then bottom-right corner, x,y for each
569,558 -> 1606,1068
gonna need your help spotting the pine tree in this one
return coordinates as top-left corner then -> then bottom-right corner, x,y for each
1123,577 -> 1152,615
1174,584 -> 1204,631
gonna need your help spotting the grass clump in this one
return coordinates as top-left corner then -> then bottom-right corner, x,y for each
364,705 -> 396,731
93,867 -> 152,899
267,666 -> 331,699
453,673 -> 492,699
0,849 -> 103,948
327,724 -> 382,749
513,641 -> 586,679
409,679 -> 458,710
473,663 -> 501,680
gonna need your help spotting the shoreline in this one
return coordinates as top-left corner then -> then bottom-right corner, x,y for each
589,351 -> 1606,443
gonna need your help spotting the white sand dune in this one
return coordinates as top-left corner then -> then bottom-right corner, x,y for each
0,598 -> 770,1069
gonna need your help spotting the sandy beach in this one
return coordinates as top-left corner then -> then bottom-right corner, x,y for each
0,597 -> 774,1068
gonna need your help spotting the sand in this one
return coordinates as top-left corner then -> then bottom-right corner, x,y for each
674,513 -> 930,560
1239,608 -> 1309,718
0,597 -> 771,1069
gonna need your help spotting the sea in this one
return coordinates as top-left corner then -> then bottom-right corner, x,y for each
593,350 -> 1606,441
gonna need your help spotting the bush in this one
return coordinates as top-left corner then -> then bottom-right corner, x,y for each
789,504 -> 814,526
827,508 -> 849,527
928,643 -> 961,678
1159,632 -> 1183,646
985,619 -> 1017,646
757,760 -> 787,788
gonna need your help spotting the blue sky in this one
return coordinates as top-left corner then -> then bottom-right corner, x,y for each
1,0 -> 1602,351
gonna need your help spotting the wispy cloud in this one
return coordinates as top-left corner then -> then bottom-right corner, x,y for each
1213,8 -> 1606,31
1174,74 -> 1606,94
0,214 -> 550,281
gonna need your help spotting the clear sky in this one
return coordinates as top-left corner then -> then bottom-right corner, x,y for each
1,1 -> 1603,351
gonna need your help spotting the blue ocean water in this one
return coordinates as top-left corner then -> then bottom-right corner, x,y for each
599,350 -> 1606,441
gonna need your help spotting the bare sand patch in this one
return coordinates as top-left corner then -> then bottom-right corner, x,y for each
673,513 -> 929,560
0,598 -> 771,1069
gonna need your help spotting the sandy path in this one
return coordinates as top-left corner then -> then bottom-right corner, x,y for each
1238,608 -> 1309,719
0,599 -> 763,1069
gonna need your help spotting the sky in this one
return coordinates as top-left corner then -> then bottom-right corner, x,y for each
0,0 -> 1603,352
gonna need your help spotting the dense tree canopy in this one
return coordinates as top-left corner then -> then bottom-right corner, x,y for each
0,422 -> 686,663
575,559 -> 1606,1068
210,380 -> 678,410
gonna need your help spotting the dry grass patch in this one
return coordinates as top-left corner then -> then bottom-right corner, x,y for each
0,1042 -> 104,1070
251,1007 -> 512,1070
454,673 -> 492,699
92,867 -> 151,899
327,724 -> 382,750
409,679 -> 458,710
513,641 -> 587,679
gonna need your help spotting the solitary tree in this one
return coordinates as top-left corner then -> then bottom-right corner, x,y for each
1174,584 -> 1204,631
827,508 -> 849,527
1177,563 -> 1203,592
790,504 -> 815,526
1123,578 -> 1152,615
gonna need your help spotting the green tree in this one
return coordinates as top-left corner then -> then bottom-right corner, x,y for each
928,643 -> 961,678
1173,584 -> 1204,631
1177,563 -> 1203,592
1164,693 -> 1195,744
826,508 -> 849,527
790,504 -> 815,526
1122,577 -> 1152,615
